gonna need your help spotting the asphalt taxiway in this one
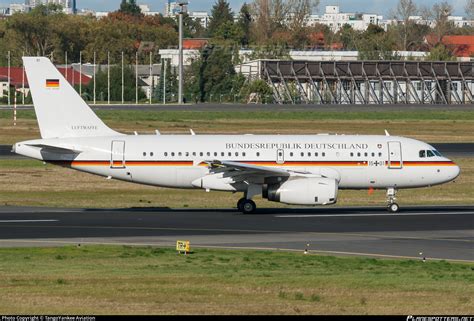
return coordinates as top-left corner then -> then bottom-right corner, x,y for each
0,205 -> 472,262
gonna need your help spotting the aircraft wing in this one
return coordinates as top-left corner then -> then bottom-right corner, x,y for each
204,160 -> 310,179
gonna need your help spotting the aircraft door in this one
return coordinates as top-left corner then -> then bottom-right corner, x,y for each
388,141 -> 402,169
276,149 -> 285,164
111,140 -> 126,168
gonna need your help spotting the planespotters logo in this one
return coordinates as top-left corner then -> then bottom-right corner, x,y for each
407,317 -> 474,321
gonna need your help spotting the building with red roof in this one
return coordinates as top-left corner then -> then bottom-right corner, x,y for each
425,35 -> 474,59
0,66 -> 91,89
0,66 -> 91,99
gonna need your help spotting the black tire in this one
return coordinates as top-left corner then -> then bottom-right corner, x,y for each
237,198 -> 246,211
241,199 -> 256,214
388,203 -> 400,213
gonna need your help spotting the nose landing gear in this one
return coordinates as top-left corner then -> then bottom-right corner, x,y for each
386,188 -> 399,213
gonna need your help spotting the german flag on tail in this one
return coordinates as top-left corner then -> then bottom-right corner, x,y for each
45,79 -> 59,88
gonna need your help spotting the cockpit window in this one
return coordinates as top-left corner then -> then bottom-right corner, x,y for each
419,150 -> 426,158
426,150 -> 435,157
433,150 -> 442,157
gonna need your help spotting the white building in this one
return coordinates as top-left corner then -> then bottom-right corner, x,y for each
384,15 -> 474,30
22,0 -> 76,14
138,4 -> 160,16
306,6 -> 383,32
165,1 -> 188,17
190,11 -> 210,28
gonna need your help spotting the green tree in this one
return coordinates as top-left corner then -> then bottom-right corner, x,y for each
183,13 -> 207,38
119,0 -> 142,17
337,24 -> 359,50
83,65 -> 146,102
6,4 -> 65,57
240,79 -> 273,103
186,43 -> 243,102
237,3 -> 252,47
208,0 -> 234,37
427,44 -> 455,61
357,24 -> 399,60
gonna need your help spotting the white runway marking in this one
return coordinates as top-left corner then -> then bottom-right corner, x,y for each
0,219 -> 59,223
275,211 -> 474,218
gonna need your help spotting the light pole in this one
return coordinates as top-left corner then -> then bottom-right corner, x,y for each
177,1 -> 188,105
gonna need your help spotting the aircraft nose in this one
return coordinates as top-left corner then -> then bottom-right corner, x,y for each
452,164 -> 461,179
445,161 -> 461,182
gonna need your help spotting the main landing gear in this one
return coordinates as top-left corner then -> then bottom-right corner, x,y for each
237,184 -> 261,214
237,198 -> 256,214
386,187 -> 399,213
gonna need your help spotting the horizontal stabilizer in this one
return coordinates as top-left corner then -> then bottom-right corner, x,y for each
25,143 -> 82,154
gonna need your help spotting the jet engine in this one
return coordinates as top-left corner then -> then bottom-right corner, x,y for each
263,177 -> 338,205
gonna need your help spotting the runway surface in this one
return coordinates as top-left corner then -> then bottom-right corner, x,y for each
1,143 -> 473,159
0,205 -> 472,262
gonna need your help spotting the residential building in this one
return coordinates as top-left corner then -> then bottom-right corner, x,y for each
190,11 -> 209,28
306,6 -> 383,32
0,66 -> 90,98
165,1 -> 187,17
425,35 -> 474,61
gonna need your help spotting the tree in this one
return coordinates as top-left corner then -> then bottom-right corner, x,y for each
237,3 -> 252,47
240,79 -> 273,103
250,0 -> 319,47
119,0 -> 142,17
183,13 -> 207,38
423,1 -> 454,44
466,0 -> 474,19
394,0 -> 417,51
208,0 -> 234,37
186,42 -> 243,102
427,43 -> 455,61
357,24 -> 399,60
83,65 -> 146,102
337,24 -> 359,50
6,4 -> 65,57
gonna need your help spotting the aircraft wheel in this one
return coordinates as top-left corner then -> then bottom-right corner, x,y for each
237,198 -> 246,211
241,199 -> 256,214
388,203 -> 400,213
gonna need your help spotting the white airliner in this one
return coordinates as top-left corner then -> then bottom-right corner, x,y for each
13,57 -> 460,213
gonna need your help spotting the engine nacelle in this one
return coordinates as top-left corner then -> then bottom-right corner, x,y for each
263,177 -> 338,205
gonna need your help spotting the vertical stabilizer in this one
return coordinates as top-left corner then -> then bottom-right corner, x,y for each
23,57 -> 120,139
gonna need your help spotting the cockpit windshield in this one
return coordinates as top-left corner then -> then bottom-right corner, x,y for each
419,149 -> 443,158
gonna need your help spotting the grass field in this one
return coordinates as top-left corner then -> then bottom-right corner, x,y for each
0,246 -> 472,314
0,157 -> 471,209
0,109 -> 473,144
